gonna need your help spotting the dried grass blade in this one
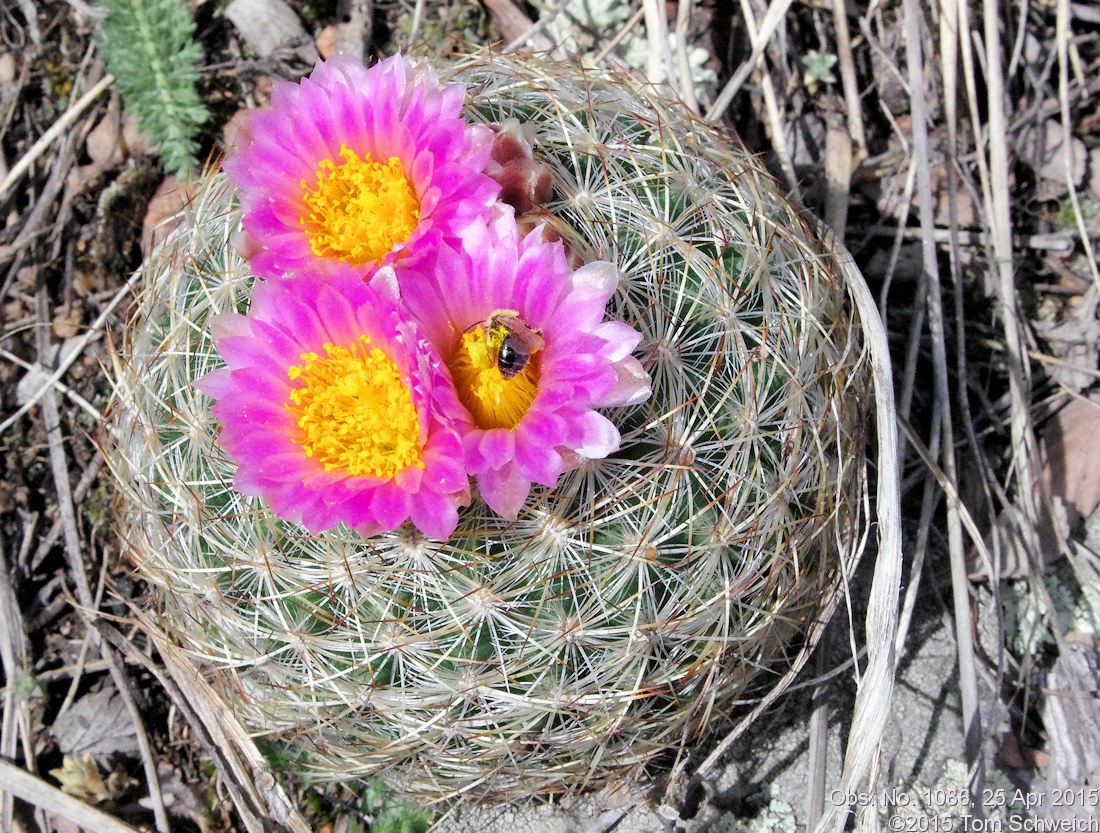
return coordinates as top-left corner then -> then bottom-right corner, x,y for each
811,237 -> 901,833
33,284 -> 172,833
705,0 -> 795,121
903,0 -> 985,797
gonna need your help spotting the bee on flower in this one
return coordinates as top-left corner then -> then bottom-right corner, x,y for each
400,210 -> 652,519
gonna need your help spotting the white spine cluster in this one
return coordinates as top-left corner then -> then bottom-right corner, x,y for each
105,53 -> 873,798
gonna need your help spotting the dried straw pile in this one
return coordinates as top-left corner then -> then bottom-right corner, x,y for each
106,53 -> 876,798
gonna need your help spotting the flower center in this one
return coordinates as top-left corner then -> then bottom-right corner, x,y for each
286,336 -> 424,478
448,322 -> 541,431
300,145 -> 421,266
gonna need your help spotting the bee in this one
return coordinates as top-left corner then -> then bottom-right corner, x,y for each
467,309 -> 544,379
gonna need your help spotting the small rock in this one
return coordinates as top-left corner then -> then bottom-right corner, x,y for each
121,113 -> 152,157
221,108 -> 252,156
316,24 -> 339,59
85,97 -> 122,168
1018,119 -> 1087,197
225,0 -> 313,59
141,176 -> 196,256
0,52 -> 16,86
52,306 -> 82,340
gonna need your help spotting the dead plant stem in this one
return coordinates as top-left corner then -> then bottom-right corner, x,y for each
705,0 -> 795,121
34,283 -> 172,833
490,0 -> 559,55
942,0 -> 1007,711
103,614 -> 313,833
903,0 -> 984,800
0,252 -> 144,436
674,0 -> 699,111
0,534 -> 33,833
811,236 -> 901,833
0,74 -> 113,203
643,0 -> 671,85
805,645 -> 831,830
1056,0 -> 1100,289
592,6 -> 646,65
736,0 -> 802,203
32,457 -> 104,572
406,0 -> 426,47
981,0 -> 1044,636
831,0 -> 867,159
0,348 -> 102,423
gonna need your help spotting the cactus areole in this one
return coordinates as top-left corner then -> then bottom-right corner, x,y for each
108,52 -> 873,799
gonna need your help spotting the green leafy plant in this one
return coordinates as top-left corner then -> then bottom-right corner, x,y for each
801,50 -> 838,90
361,779 -> 431,833
94,0 -> 208,178
1054,195 -> 1097,231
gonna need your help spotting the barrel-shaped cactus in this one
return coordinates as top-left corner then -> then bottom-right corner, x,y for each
107,52 -> 871,797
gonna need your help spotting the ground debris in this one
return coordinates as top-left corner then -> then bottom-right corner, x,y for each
1032,634 -> 1100,822
50,687 -> 140,759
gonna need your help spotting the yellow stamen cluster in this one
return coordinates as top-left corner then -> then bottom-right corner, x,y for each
287,336 -> 424,478
449,325 -> 540,430
300,145 -> 420,265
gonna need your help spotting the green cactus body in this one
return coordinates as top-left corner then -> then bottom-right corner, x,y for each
107,54 -> 870,797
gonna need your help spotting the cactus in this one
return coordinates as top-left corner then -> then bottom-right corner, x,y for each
106,53 -> 872,798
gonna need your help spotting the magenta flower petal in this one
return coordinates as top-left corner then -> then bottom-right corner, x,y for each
400,214 -> 651,519
571,411 -> 621,459
198,271 -> 470,540
478,429 -> 515,469
599,358 -> 653,408
476,464 -> 533,521
513,429 -> 565,486
224,53 -> 499,282
592,320 -> 645,360
408,489 -> 461,541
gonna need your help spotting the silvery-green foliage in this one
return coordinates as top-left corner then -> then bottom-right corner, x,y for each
94,0 -> 207,178
106,54 -> 872,798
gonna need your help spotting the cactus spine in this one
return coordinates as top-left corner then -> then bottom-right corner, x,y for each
107,53 -> 871,797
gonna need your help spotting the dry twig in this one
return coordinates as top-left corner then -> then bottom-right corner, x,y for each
33,283 -> 171,833
705,0 -> 796,122
901,0 -> 984,799
0,74 -> 113,203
